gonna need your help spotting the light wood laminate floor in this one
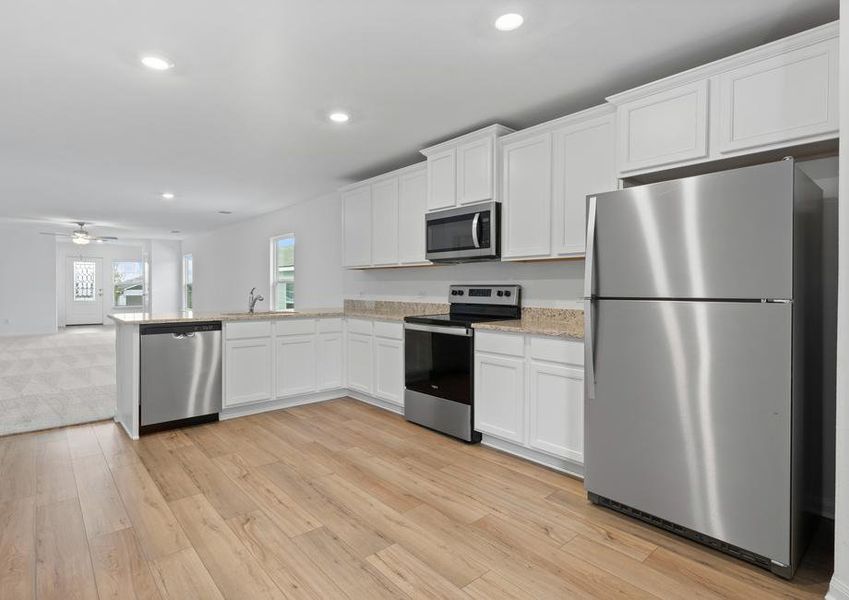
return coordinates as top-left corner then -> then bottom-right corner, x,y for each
0,397 -> 832,599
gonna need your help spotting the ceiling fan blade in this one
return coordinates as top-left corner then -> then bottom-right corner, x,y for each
97,236 -> 119,240
39,232 -> 72,237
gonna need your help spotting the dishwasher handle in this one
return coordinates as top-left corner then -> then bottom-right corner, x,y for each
141,321 -> 222,336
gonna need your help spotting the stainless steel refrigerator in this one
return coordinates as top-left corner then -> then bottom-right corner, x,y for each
583,158 -> 823,579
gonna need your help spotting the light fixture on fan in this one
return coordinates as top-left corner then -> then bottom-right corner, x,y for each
40,221 -> 119,244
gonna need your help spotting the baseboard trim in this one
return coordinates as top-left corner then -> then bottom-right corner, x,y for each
346,391 -> 404,415
220,389 -> 347,420
826,576 -> 849,600
115,416 -> 139,440
481,434 -> 584,478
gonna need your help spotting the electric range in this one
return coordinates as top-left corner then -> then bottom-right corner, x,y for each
403,284 -> 521,442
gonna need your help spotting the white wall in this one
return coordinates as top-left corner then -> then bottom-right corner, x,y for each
148,240 -> 182,315
182,192 -> 344,313
56,241 -> 144,326
0,227 -> 57,336
827,5 -> 848,599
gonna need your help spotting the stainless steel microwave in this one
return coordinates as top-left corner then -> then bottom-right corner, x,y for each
425,201 -> 500,263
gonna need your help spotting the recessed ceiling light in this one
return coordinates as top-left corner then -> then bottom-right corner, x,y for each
141,55 -> 174,71
218,210 -> 233,215
494,13 -> 524,31
161,192 -> 175,200
328,111 -> 350,123
170,230 -> 181,234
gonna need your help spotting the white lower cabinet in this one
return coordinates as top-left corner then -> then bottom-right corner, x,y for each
474,330 -> 584,469
224,318 -> 344,408
317,333 -> 343,390
374,335 -> 404,407
225,338 -> 273,407
474,353 -> 525,443
528,363 -> 584,463
275,335 -> 317,397
346,332 -> 373,394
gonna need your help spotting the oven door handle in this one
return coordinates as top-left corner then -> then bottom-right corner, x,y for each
404,323 -> 472,337
471,213 -> 480,248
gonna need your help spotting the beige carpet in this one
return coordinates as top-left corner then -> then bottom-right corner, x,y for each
0,325 -> 115,436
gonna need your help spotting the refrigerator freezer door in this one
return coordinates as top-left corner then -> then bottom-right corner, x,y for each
592,160 -> 793,300
585,299 -> 792,564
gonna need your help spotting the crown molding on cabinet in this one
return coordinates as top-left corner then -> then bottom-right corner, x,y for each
606,20 -> 839,106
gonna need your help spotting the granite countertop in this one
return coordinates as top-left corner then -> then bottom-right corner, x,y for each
473,307 -> 584,340
108,308 -> 344,325
108,299 -> 450,326
109,301 -> 584,338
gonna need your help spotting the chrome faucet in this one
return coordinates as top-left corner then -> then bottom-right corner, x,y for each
248,287 -> 264,313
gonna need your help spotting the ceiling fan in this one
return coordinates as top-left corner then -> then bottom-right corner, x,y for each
40,221 -> 119,245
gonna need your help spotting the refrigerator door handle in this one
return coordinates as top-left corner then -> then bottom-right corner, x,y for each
584,196 -> 597,299
585,299 -> 595,401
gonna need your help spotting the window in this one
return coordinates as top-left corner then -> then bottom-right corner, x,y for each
271,234 -> 295,311
112,260 -> 144,307
73,260 -> 97,301
182,254 -> 193,311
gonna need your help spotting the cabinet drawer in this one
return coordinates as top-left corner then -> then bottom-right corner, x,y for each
346,318 -> 373,335
530,336 -> 583,366
225,321 -> 272,340
317,318 -> 343,333
274,319 -> 316,336
475,330 -> 524,357
373,320 -> 403,340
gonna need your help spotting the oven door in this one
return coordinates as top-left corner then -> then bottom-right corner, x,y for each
425,202 -> 498,262
404,323 -> 472,404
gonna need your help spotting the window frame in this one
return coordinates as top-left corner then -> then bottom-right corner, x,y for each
182,253 -> 193,312
270,234 -> 295,312
111,259 -> 145,309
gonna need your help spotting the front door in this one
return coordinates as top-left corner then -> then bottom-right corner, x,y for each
66,257 -> 103,325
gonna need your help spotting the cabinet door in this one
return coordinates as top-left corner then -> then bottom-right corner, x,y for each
426,147 -> 456,211
346,332 -> 373,394
528,362 -> 584,462
398,168 -> 428,264
225,338 -> 273,406
617,80 -> 709,174
474,353 -> 525,443
501,132 -> 553,259
317,333 -> 343,390
371,177 -> 400,266
275,335 -> 316,397
342,185 -> 372,267
374,336 -> 403,406
456,137 -> 493,205
718,38 -> 838,154
552,116 -> 616,256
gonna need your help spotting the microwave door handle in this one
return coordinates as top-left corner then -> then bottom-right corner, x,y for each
471,213 -> 480,248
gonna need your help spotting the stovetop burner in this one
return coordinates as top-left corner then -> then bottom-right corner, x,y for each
403,284 -> 522,328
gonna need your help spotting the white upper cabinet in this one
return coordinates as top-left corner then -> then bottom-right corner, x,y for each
425,147 -> 456,211
609,22 -> 838,177
397,167 -> 428,265
421,124 -> 513,212
456,137 -> 494,205
341,185 -> 371,268
717,36 -> 839,154
501,132 -> 553,259
370,177 -> 399,266
552,113 -> 617,256
500,105 -> 616,261
341,163 -> 428,269
615,80 -> 709,174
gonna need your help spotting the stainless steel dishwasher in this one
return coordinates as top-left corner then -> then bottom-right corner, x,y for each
139,321 -> 222,433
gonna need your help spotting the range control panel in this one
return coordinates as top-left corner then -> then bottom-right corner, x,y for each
448,285 -> 521,306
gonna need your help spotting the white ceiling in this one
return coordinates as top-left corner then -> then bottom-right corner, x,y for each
0,0 -> 838,239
